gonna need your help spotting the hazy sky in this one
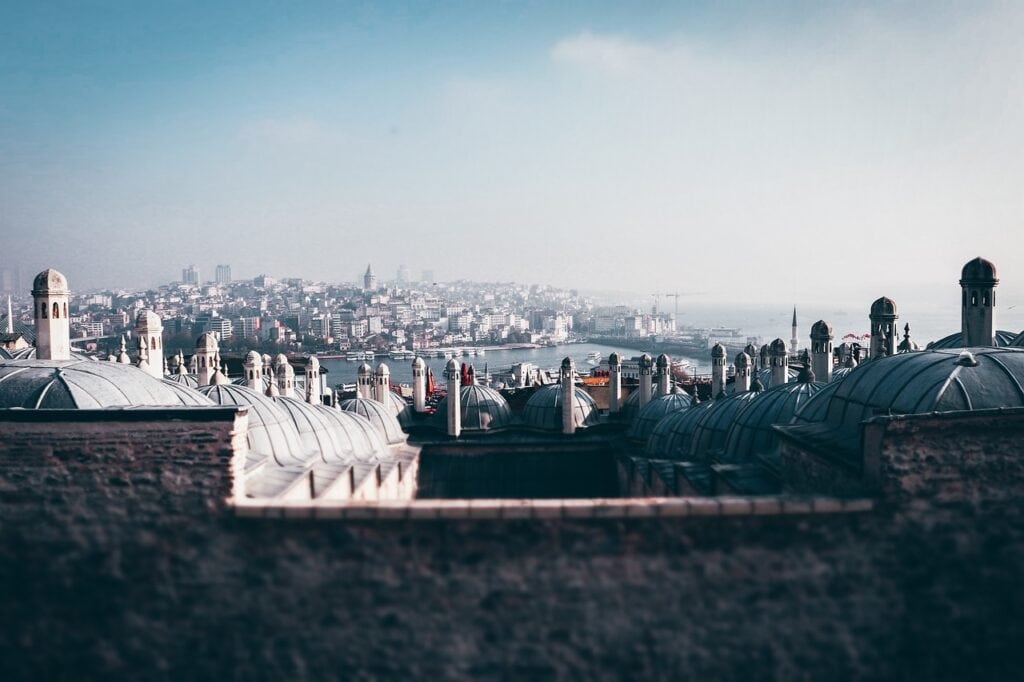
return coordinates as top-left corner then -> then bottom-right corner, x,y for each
1,1 -> 1022,308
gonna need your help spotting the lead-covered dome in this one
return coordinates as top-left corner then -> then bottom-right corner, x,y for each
720,380 -> 826,464
927,330 -> 1017,349
135,309 -> 162,332
197,383 -> 308,467
626,390 -> 694,443
340,397 -> 406,444
32,268 -> 69,294
960,256 -> 997,284
434,384 -> 514,432
778,347 -> 1024,461
0,359 -> 199,409
522,384 -> 600,431
688,391 -> 761,463
644,401 -> 713,460
870,296 -> 897,317
159,378 -> 215,406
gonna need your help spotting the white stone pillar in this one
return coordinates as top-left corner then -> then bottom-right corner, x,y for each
412,356 -> 427,413
711,343 -> 726,399
445,358 -> 461,438
608,352 -> 622,413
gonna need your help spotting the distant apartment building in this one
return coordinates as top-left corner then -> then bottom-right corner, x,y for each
182,265 -> 201,286
215,264 -> 231,284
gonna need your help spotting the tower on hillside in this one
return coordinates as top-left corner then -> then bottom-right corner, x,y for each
364,264 -> 377,291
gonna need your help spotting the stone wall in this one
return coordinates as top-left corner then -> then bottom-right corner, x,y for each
1,409 -> 1023,679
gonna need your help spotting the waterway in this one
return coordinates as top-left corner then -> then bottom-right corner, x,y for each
320,342 -> 704,388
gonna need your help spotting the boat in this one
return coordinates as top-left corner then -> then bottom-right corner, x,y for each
345,351 -> 362,361
586,351 -> 602,365
476,348 -> 486,357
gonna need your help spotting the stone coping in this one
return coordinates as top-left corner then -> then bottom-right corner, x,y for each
0,406 -> 247,422
233,495 -> 874,521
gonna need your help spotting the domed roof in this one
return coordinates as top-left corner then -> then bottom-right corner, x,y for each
312,405 -> 391,463
434,384 -> 515,432
711,343 -> 726,358
32,268 -> 69,294
375,362 -> 389,376
135,309 -> 162,332
245,350 -> 262,365
720,381 -> 826,464
274,396 -> 344,462
196,383 -> 308,466
340,397 -> 406,444
790,379 -> 842,425
412,355 -> 426,369
165,371 -> 199,388
357,362 -> 373,375
735,352 -> 751,368
608,351 -> 621,364
870,296 -> 897,317
644,401 -> 713,460
0,359 -> 198,409
960,257 -> 997,284
811,320 -> 833,338
656,353 -> 671,367
522,384 -> 600,431
770,338 -> 787,354
756,367 -> 799,389
306,355 -> 320,370
927,330 -> 1017,349
830,366 -> 855,383
159,379 -> 215,406
780,347 -> 1024,460
620,384 -> 667,420
6,346 -> 91,361
626,391 -> 693,442
688,391 -> 761,463
384,390 -> 413,427
196,333 -> 219,351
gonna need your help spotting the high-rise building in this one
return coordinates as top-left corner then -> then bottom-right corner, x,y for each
396,264 -> 410,287
215,264 -> 231,284
182,265 -> 201,286
421,269 -> 435,284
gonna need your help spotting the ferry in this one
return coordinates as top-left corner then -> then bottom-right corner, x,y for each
586,351 -> 602,365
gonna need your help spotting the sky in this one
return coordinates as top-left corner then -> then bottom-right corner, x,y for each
1,0 -> 1022,310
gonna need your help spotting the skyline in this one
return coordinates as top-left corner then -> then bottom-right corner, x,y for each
2,1 -> 1022,307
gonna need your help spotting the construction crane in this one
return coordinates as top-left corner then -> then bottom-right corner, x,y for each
665,292 -> 681,320
650,292 -> 661,316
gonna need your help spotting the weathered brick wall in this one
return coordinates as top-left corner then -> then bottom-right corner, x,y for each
1,410 -> 1023,680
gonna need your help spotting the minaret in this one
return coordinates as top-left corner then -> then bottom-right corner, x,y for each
607,352 -> 623,413
31,269 -> 71,360
194,333 -> 218,386
356,362 -> 373,399
810,320 -> 834,383
711,343 -> 727,399
734,351 -> 752,393
770,338 -> 789,387
960,257 -> 998,347
638,353 -> 653,409
134,310 -> 164,379
6,296 -> 12,334
364,264 -> 377,291
305,355 -> 321,405
445,357 -> 461,437
243,350 -> 263,390
869,297 -> 898,359
373,362 -> 390,404
560,357 -> 576,435
412,356 -> 427,412
790,306 -> 799,355
655,353 -> 671,396
274,354 -> 295,398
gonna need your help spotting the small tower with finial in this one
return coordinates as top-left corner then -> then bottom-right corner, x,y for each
116,335 -> 131,364
734,351 -> 752,393
960,257 -> 998,347
305,355 -> 321,405
274,354 -> 294,398
194,333 -> 218,386
770,338 -> 789,387
356,362 -> 373,399
412,356 -> 427,412
638,353 -> 653,409
373,362 -> 390,404
898,324 -> 916,353
608,352 -> 622,413
135,336 -> 150,374
243,350 -> 263,390
869,297 -> 898,359
656,353 -> 672,396
134,310 -> 164,379
560,357 -> 576,435
810,320 -> 833,383
445,357 -> 461,437
32,269 -> 71,360
711,343 -> 727,399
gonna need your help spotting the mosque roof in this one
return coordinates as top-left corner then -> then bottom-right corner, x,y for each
197,383 -> 308,467
340,397 -> 406,444
626,391 -> 694,443
621,383 -> 669,420
158,379 -> 216,406
4,346 -> 91,361
789,379 -> 842,425
521,384 -> 600,431
383,390 -> 414,427
312,405 -> 391,463
688,391 -> 761,463
927,330 -> 1017,349
32,268 -> 68,293
166,372 -> 200,388
777,347 -> 1024,461
643,401 -> 713,460
719,381 -> 826,464
433,384 -> 515,432
0,359 -> 197,409
756,367 -> 800,389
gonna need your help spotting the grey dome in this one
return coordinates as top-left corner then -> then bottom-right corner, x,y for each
6,346 -> 91,361
0,359 -> 200,409
928,330 -> 1017,349
756,367 -> 799,389
32,268 -> 69,293
811,320 -> 833,339
340,397 -> 406,444
434,384 -> 514,432
626,391 -> 693,443
197,383 -> 308,467
312,405 -> 391,463
688,391 -> 761,463
274,396 -> 349,463
790,379 -> 842,425
522,384 -> 600,431
166,371 -> 199,388
383,390 -> 414,427
830,366 -> 855,383
961,256 -> 997,284
644,401 -> 713,460
779,347 -> 1024,460
870,296 -> 897,317
720,381 -> 826,464
621,383 -> 666,420
159,378 -> 215,406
